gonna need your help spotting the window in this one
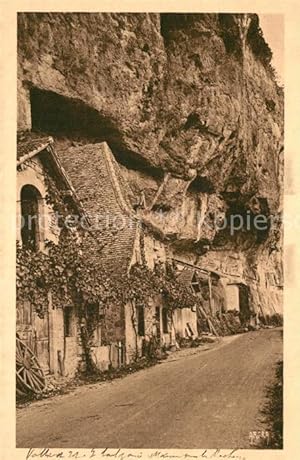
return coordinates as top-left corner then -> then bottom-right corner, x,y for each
162,308 -> 168,333
63,306 -> 73,337
20,185 -> 41,251
137,305 -> 145,336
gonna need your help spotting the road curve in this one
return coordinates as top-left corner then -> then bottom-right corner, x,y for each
17,328 -> 282,449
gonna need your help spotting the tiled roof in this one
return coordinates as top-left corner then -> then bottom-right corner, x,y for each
17,131 -> 53,162
176,267 -> 196,286
56,142 -> 138,276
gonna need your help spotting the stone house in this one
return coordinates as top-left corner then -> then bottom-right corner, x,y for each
16,13 -> 283,355
173,241 -> 283,329
16,132 -> 86,378
56,140 -> 198,369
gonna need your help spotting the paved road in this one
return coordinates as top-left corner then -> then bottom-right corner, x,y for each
17,328 -> 282,449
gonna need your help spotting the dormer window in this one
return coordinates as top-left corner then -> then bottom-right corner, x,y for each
20,184 -> 41,251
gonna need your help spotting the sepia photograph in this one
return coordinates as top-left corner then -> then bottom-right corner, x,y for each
15,11 -> 284,451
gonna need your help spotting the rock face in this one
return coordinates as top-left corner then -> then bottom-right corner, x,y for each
17,13 -> 284,316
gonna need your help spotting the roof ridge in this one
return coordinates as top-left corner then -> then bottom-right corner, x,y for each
17,136 -> 54,166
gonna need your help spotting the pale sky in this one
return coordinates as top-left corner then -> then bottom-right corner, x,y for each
259,14 -> 284,85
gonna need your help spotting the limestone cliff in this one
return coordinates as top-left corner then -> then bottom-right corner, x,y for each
17,13 -> 284,316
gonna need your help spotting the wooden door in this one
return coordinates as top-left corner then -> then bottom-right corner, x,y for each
16,300 -> 34,351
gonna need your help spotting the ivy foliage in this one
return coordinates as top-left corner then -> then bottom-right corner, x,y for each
218,14 -> 276,79
17,230 -> 113,317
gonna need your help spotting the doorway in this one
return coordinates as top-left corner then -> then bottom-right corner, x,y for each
238,284 -> 251,323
